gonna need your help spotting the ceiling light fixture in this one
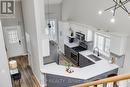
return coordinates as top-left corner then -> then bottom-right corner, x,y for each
110,9 -> 114,13
98,10 -> 103,15
105,0 -> 130,16
47,0 -> 51,28
110,18 -> 116,23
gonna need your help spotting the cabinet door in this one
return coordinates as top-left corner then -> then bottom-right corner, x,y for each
46,74 -> 84,87
58,22 -> 70,54
64,45 -> 71,59
110,34 -> 127,56
42,38 -> 50,57
79,54 -> 94,67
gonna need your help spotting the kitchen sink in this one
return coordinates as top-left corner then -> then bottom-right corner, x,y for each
87,54 -> 101,61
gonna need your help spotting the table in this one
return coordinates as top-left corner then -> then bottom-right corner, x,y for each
10,69 -> 21,87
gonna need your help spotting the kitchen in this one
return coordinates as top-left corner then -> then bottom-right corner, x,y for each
40,20 -> 128,86
0,0 -> 130,87
38,1 -> 129,86
20,0 -> 129,86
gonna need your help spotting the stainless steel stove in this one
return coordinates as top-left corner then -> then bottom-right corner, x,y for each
70,42 -> 87,66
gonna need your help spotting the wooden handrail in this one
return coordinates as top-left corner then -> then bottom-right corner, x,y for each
71,73 -> 130,87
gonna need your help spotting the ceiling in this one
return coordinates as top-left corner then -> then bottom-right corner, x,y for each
44,0 -> 63,4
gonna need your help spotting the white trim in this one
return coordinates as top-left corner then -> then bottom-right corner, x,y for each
94,32 -> 110,57
33,73 -> 42,87
8,53 -> 27,59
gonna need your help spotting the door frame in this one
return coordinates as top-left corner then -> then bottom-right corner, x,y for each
3,26 -> 27,58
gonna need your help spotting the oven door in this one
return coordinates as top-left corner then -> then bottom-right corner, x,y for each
70,50 -> 79,65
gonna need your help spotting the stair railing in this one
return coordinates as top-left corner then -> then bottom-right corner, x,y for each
71,73 -> 130,87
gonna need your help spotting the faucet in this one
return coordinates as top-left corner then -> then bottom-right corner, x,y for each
93,47 -> 100,56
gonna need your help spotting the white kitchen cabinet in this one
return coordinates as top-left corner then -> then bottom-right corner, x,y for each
42,38 -> 50,57
110,33 -> 127,56
58,21 -> 70,53
86,30 -> 93,42
70,23 -> 93,42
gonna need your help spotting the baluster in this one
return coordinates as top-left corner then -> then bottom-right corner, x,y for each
118,80 -> 128,87
106,74 -> 117,87
89,86 -> 95,87
97,84 -> 104,87
113,81 -> 118,87
106,82 -> 114,87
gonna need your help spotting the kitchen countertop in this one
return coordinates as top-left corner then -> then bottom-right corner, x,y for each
79,50 -> 106,63
41,50 -> 119,80
64,40 -> 79,48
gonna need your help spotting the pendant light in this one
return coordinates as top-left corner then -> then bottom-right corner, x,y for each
104,0 -> 130,16
47,0 -> 51,28
98,0 -> 130,23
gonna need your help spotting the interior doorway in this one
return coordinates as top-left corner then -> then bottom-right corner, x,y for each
48,19 -> 58,43
3,26 -> 26,58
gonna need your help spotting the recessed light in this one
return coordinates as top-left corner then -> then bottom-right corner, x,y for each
128,13 -> 130,19
98,10 -> 103,15
111,10 -> 114,13
110,18 -> 115,23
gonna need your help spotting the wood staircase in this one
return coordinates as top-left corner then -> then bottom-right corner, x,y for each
71,73 -> 130,87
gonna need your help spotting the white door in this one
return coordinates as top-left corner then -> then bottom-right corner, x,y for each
48,19 -> 58,43
3,26 -> 26,58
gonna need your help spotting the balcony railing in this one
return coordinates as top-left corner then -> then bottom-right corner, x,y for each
71,73 -> 130,87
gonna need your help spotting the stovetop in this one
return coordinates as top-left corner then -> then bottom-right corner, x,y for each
72,46 -> 87,52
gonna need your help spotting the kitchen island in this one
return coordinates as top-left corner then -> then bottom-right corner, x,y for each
41,51 -> 119,87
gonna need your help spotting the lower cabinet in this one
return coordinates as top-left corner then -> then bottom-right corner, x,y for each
46,74 -> 84,87
46,69 -> 118,87
79,54 -> 95,67
64,45 -> 71,59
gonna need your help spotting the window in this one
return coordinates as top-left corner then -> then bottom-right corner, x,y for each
97,35 -> 104,50
8,30 -> 19,44
48,19 -> 57,42
105,38 -> 110,53
94,33 -> 110,56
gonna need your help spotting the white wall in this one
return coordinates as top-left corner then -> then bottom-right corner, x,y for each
21,0 -> 39,79
44,0 -> 63,5
45,4 -> 62,20
21,0 -> 48,86
62,0 -> 130,75
62,0 -> 130,33
0,21 -> 12,87
1,1 -> 27,54
62,1 -> 130,86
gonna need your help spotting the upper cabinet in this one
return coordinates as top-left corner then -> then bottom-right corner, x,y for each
70,22 -> 93,42
86,30 -> 93,42
110,33 -> 127,56
42,38 -> 50,57
58,21 -> 70,53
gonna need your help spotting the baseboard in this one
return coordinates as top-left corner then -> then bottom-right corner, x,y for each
33,72 -> 48,87
8,53 -> 28,59
33,73 -> 42,87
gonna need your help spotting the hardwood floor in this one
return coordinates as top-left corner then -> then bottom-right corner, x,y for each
9,56 -> 40,87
